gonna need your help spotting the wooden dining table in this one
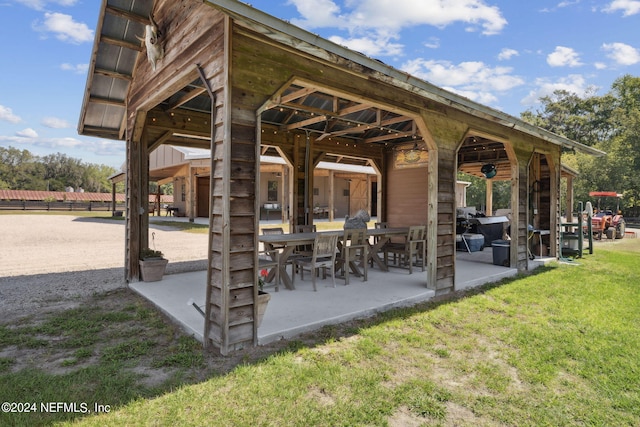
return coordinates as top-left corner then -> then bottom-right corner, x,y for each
259,227 -> 409,290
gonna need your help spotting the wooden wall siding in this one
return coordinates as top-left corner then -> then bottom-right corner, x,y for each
435,143 -> 457,293
125,133 -> 150,281
149,145 -> 186,169
517,161 -> 530,270
386,162 -> 429,226
128,2 -> 225,114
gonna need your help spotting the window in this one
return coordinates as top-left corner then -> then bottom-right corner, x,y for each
267,180 -> 278,202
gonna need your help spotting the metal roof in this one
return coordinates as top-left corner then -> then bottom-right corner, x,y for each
165,146 -> 377,175
78,0 -> 154,140
0,189 -> 172,203
78,0 -> 605,158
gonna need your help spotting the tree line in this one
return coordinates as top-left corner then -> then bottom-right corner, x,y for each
4,75 -> 639,213
463,74 -> 640,218
0,147 -> 119,193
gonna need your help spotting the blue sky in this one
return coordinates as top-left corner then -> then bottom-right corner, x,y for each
0,0 -> 638,169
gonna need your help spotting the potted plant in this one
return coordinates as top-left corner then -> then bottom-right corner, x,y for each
256,268 -> 271,327
139,247 -> 168,282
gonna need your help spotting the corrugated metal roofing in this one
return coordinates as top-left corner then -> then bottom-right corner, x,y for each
78,0 -> 154,140
0,190 -> 172,204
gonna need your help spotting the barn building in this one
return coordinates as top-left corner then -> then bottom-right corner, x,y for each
78,0 -> 603,354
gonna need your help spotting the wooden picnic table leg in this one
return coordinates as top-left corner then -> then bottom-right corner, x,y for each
276,245 -> 296,290
367,237 -> 389,271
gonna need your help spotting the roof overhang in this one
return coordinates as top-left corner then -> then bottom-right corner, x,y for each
78,0 -> 605,159
203,0 -> 605,158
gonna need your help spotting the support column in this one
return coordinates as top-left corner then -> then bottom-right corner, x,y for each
125,130 -> 149,282
566,176 -> 574,224
328,170 -> 335,222
485,179 -> 493,216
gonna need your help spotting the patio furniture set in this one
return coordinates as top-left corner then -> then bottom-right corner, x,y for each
258,224 -> 427,291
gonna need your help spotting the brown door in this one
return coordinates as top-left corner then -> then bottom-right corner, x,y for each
197,176 -> 210,218
349,179 -> 367,215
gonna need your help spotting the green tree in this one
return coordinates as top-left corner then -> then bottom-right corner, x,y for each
521,75 -> 640,215
0,146 -> 118,193
0,147 -> 46,190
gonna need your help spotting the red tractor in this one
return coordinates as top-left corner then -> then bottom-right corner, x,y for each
588,191 -> 625,240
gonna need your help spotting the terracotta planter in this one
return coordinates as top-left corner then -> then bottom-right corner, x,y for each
256,290 -> 271,327
139,258 -> 168,282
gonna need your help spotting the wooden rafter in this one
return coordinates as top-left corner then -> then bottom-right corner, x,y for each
100,35 -> 142,52
284,115 -> 327,131
364,131 -> 416,144
94,68 -> 133,81
104,5 -> 150,26
280,87 -> 316,104
166,87 -> 207,111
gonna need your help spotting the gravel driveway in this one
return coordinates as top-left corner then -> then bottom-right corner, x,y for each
0,215 -> 208,322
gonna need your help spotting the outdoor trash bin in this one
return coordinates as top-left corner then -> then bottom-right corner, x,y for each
491,239 -> 510,266
463,233 -> 484,252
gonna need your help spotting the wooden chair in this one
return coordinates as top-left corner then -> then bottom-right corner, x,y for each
261,227 -> 293,277
294,224 -> 317,256
371,222 -> 388,267
262,227 -> 285,249
292,234 -> 339,291
384,225 -> 426,274
258,249 -> 280,292
337,228 -> 368,285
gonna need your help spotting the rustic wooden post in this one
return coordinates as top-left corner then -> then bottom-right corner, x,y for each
201,22 -> 258,354
125,121 -> 149,282
485,179 -> 493,216
566,175 -> 574,224
111,182 -> 116,216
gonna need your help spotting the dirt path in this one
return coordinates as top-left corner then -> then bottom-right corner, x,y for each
0,215 -> 208,323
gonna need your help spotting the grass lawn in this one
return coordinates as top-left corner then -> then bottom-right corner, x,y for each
1,240 -> 639,426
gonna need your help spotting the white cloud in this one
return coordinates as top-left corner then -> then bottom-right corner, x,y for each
0,134 -> 125,161
34,12 -> 93,44
329,32 -> 404,56
42,117 -> 70,129
594,62 -> 608,69
15,0 -> 78,11
48,137 -> 83,148
60,63 -> 89,74
602,42 -> 640,65
0,104 -> 21,123
288,0 -> 345,27
16,128 -> 38,138
498,48 -> 518,61
547,46 -> 583,67
557,0 -> 580,7
603,0 -> 640,16
402,58 -> 524,105
424,37 -> 440,49
521,74 -> 590,106
288,0 -> 507,58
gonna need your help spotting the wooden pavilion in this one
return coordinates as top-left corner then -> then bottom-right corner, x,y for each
78,0 -> 604,354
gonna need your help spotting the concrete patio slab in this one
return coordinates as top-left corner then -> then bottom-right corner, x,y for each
129,250 -> 521,346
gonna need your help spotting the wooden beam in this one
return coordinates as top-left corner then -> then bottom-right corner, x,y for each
364,131 -> 415,144
94,68 -> 133,81
146,109 -> 211,138
148,131 -> 173,152
88,95 -> 125,107
166,87 -> 208,111
105,5 -> 150,26
283,115 -> 327,131
100,35 -> 142,52
279,86 -> 317,104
